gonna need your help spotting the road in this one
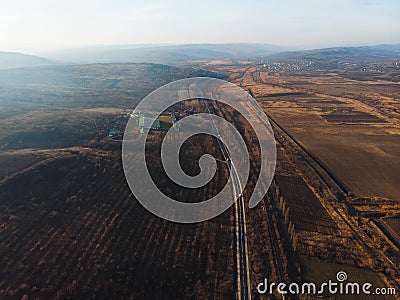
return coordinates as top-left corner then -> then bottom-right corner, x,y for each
201,98 -> 252,300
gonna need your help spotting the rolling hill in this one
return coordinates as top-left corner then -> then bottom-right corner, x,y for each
0,51 -> 55,69
43,43 -> 285,65
263,44 -> 400,63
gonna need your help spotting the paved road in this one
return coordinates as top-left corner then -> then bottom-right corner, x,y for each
201,98 -> 251,300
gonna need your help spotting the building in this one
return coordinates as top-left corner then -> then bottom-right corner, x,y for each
138,114 -> 175,132
158,115 -> 175,131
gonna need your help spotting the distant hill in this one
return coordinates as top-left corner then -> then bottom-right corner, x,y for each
0,51 -> 55,69
263,44 -> 400,63
0,62 -> 226,91
44,43 -> 286,65
2,44 -> 399,70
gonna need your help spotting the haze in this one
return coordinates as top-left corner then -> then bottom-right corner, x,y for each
0,0 -> 399,53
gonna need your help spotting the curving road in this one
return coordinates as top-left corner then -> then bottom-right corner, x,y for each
201,98 -> 252,300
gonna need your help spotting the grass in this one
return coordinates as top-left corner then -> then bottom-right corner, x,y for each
299,257 -> 395,300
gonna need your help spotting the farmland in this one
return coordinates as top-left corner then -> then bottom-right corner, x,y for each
0,149 -> 236,298
1,56 -> 399,299
0,64 -> 239,298
299,257 -> 392,300
202,61 -> 400,296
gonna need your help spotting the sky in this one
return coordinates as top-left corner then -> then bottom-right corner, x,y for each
0,0 -> 399,53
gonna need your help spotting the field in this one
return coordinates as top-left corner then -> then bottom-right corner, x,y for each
1,58 -> 399,299
204,62 -> 400,296
255,92 -> 400,201
384,217 -> 400,236
300,257 -> 394,300
375,217 -> 400,250
0,149 -> 236,298
274,174 -> 337,234
0,64 -> 240,298
0,150 -> 47,180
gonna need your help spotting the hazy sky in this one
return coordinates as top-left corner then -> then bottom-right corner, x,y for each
0,0 -> 399,53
